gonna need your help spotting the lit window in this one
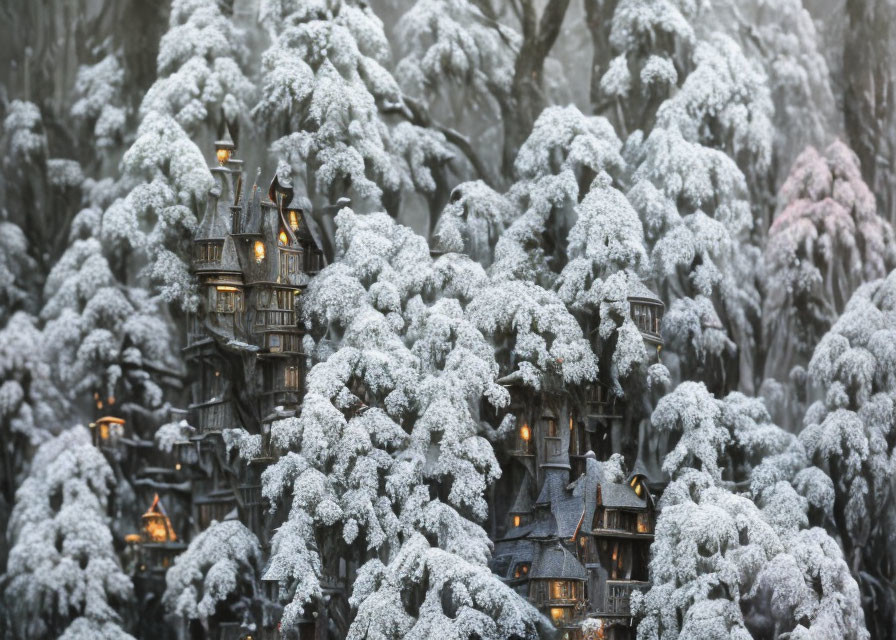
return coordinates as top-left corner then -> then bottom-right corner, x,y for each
551,580 -> 572,600
513,515 -> 521,528
216,286 -> 240,313
279,229 -> 288,245
550,608 -> 567,623
637,513 -> 650,533
520,425 -> 531,441
254,241 -> 266,263
289,210 -> 300,230
216,146 -> 232,165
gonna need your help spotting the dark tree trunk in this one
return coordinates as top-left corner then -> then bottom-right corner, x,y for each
501,0 -> 571,178
844,0 -> 896,225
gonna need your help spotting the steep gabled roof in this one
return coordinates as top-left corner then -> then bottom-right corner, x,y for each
530,543 -> 587,581
600,483 -> 647,510
195,167 -> 233,240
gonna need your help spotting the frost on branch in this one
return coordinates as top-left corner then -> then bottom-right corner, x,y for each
636,470 -> 866,639
110,0 -> 249,308
394,0 -> 517,115
0,221 -> 38,321
626,123 -> 758,387
349,533 -> 542,639
763,141 -> 896,379
141,0 -> 252,131
163,520 -> 262,626
71,55 -> 127,149
702,0 -> 837,169
0,312 -> 66,505
39,236 -> 177,413
263,209 -> 539,637
255,1 -> 451,212
433,181 -> 514,266
3,100 -> 47,162
639,381 -> 867,638
4,427 -> 134,639
110,112 -> 213,308
798,270 -> 896,613
655,34 -> 773,179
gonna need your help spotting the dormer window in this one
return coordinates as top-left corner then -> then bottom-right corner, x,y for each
194,241 -> 222,263
279,229 -> 288,245
289,210 -> 300,231
513,562 -> 530,579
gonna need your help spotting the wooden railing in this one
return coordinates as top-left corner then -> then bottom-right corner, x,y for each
602,580 -> 649,616
255,308 -> 297,327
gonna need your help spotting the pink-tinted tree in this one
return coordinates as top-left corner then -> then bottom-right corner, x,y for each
763,141 -> 896,380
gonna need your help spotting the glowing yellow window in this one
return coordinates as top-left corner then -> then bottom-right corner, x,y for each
254,241 -> 266,262
550,608 -> 567,623
551,580 -> 573,600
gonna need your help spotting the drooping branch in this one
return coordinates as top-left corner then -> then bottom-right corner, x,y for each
385,95 -> 500,189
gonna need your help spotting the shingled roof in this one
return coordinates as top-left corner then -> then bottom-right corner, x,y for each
509,473 -> 534,514
600,482 -> 648,510
530,544 -> 587,581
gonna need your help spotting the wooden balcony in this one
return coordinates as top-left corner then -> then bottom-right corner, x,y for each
599,580 -> 650,617
585,384 -> 623,420
588,528 -> 654,541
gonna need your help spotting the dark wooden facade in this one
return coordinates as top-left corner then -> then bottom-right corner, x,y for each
491,292 -> 663,640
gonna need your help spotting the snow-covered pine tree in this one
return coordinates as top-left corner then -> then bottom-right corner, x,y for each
255,0 -> 454,232
392,0 -> 518,187
635,381 -> 867,638
599,0 -> 773,394
163,520 -> 263,633
2,426 -> 135,639
105,0 -> 251,308
799,269 -> 896,637
701,0 -> 837,177
0,312 -> 64,504
763,141 -> 896,380
254,208 -> 544,638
